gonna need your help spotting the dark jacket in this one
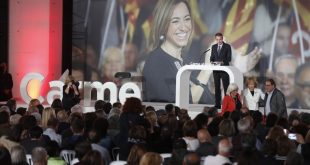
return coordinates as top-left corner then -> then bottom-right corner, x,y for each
264,88 -> 287,118
210,42 -> 232,66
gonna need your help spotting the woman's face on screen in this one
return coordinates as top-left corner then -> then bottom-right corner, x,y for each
165,2 -> 192,49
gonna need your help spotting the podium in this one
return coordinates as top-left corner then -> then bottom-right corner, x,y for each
175,64 -> 244,109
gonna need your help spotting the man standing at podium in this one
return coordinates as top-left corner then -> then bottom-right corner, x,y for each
210,33 -> 232,109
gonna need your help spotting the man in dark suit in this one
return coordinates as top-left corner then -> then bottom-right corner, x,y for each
210,33 -> 232,109
264,78 -> 287,118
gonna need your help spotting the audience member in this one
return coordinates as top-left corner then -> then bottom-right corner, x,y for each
203,137 -> 232,165
195,129 -> 216,157
31,147 -> 48,165
139,152 -> 162,165
0,145 -> 12,165
41,107 -> 56,129
20,126 -> 46,154
45,140 -> 66,165
6,99 -> 17,115
10,145 -> 28,165
43,118 -> 61,146
80,150 -> 104,165
127,144 -> 147,165
182,120 -> 199,151
183,152 -> 200,165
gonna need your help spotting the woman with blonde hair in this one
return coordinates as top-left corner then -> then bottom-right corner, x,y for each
41,107 -> 56,129
242,77 -> 265,110
139,152 -> 162,165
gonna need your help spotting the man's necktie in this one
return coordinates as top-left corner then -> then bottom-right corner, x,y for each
217,45 -> 221,54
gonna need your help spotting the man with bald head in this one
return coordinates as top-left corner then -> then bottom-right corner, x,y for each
196,129 -> 216,156
203,137 -> 232,165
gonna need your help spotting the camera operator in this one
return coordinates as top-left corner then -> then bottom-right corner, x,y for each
62,75 -> 80,111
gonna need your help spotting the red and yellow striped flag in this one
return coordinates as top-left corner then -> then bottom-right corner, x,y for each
222,0 -> 256,55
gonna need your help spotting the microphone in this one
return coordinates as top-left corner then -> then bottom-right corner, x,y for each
202,48 -> 211,54
199,48 -> 211,64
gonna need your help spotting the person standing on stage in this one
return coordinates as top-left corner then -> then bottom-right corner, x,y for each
143,0 -> 193,102
210,33 -> 232,109
62,75 -> 80,111
0,62 -> 13,101
263,78 -> 287,118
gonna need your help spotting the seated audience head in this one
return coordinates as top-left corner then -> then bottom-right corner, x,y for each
207,107 -> 218,117
197,129 -> 212,143
183,120 -> 198,138
165,104 -> 175,115
145,111 -> 158,126
139,152 -> 162,165
10,114 -> 22,126
266,125 -> 285,140
156,109 -> 168,124
80,150 -> 103,165
127,144 -> 147,165
29,99 -> 40,108
70,104 -> 84,114
183,152 -> 200,165
0,111 -> 10,125
276,135 -> 296,156
27,106 -> 39,115
51,98 -> 63,109
241,133 -> 257,151
75,141 -> 92,161
41,107 -> 56,129
31,147 -> 48,165
145,106 -> 155,112
16,107 -> 27,116
6,99 -> 17,112
262,138 -> 277,156
122,97 -> 143,114
0,106 -> 10,116
129,125 -> 147,141
45,140 -> 60,157
194,113 -> 208,130
265,112 -> 279,128
218,138 -> 232,157
178,109 -> 190,123
89,117 -> 109,143
219,119 -> 235,137
237,118 -> 251,133
71,118 -> 84,134
56,110 -> 68,122
0,145 -> 12,165
286,151 -> 304,165
10,145 -> 27,165
112,102 -> 122,109
94,100 -> 106,113
207,116 -> 224,137
29,126 -> 43,139
21,115 -> 37,130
